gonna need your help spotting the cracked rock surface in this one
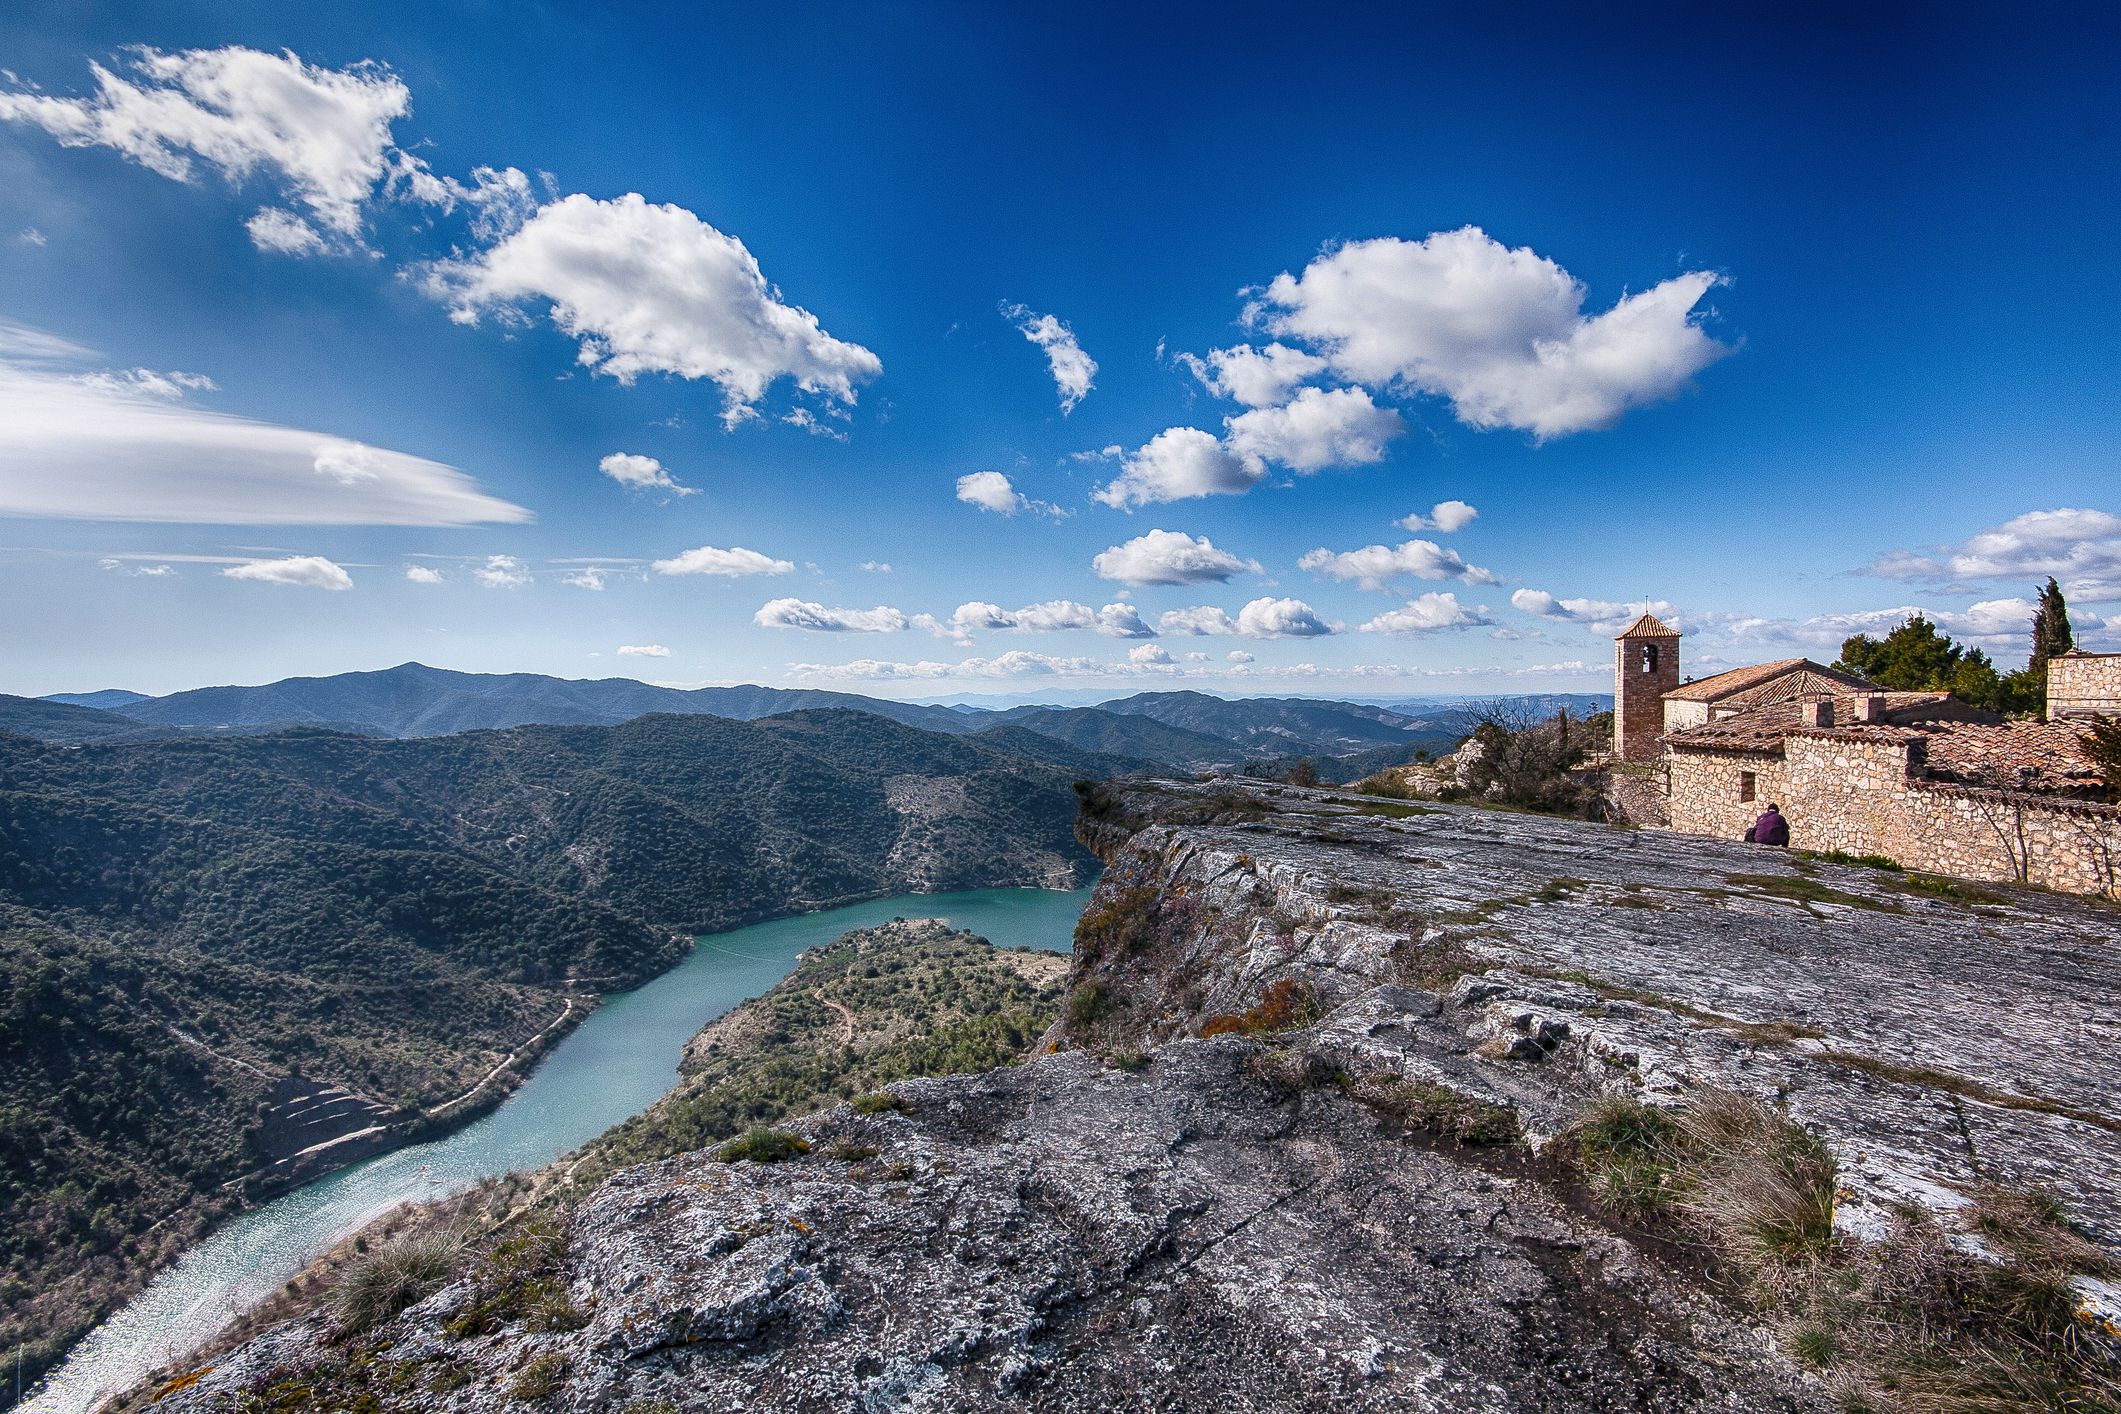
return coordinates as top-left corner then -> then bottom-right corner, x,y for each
154,1043 -> 1825,1413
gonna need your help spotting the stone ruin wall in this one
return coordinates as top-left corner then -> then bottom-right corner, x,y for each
2050,652 -> 2121,719
1670,732 -> 2121,896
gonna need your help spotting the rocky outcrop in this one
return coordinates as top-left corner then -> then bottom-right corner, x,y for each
1062,780 -> 2121,1253
135,780 -> 2121,1411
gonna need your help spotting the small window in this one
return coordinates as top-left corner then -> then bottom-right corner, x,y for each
1739,771 -> 1757,803
1641,644 -> 1660,673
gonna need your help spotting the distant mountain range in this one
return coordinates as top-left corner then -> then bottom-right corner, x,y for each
5,662 -> 1543,773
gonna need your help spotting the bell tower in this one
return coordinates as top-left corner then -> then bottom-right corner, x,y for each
1614,611 -> 1680,761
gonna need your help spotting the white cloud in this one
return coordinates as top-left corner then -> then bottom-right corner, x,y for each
1154,599 -> 1334,638
1235,596 -> 1336,638
754,598 -> 908,633
1227,650 -> 1255,665
473,553 -> 530,589
562,567 -> 608,590
1176,342 -> 1328,408
1511,588 -> 1677,636
220,554 -> 351,590
1001,303 -> 1096,413
424,193 -> 880,425
1223,386 -> 1404,474
1155,605 -> 1237,636
954,469 -> 1063,518
1093,529 -> 1256,586
598,451 -> 694,495
17,228 -> 47,247
99,557 -> 175,577
1689,598 -> 2107,656
72,367 -> 217,400
1359,591 -> 1491,634
1861,508 -> 2121,602
1298,538 -> 1498,591
652,545 -> 795,577
1129,644 -> 1175,666
1250,226 -> 1733,439
0,334 -> 530,525
245,208 -> 325,255
617,643 -> 671,657
404,564 -> 444,584
859,560 -> 892,573
923,599 -> 1153,642
1398,499 -> 1478,533
0,46 -> 412,248
1093,428 -> 1258,509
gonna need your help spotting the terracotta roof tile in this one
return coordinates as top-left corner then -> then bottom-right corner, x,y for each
1614,612 -> 1680,639
1664,658 -> 1842,703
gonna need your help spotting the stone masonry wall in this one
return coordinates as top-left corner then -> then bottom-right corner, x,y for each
1671,734 -> 2121,896
1613,633 -> 1679,761
2050,651 -> 2121,719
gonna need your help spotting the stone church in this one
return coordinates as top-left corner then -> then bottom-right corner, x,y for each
1611,614 -> 2121,897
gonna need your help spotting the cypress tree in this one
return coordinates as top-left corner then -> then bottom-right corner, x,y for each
2029,577 -> 2074,673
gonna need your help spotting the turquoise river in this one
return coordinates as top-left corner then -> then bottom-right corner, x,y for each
24,885 -> 1093,1413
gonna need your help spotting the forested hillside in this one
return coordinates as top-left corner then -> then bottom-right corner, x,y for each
0,709 -> 1093,1388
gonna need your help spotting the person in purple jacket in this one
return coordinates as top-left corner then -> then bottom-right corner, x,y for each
1743,803 -> 1790,846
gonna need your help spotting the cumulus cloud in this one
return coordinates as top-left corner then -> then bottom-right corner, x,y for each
563,567 -> 608,590
0,329 -> 530,525
0,46 -> 412,249
1398,499 -> 1478,533
220,554 -> 351,590
1001,303 -> 1096,413
1249,227 -> 1733,440
1510,588 -> 1678,635
1175,342 -> 1327,408
1359,591 -> 1490,634
1227,650 -> 1255,665
1155,605 -> 1238,636
859,560 -> 892,573
754,598 -> 908,633
1092,529 -> 1257,586
473,553 -> 530,588
955,470 -> 1064,518
1129,644 -> 1175,666
404,564 -> 443,584
652,545 -> 794,577
1222,386 -> 1405,474
1093,428 -> 1258,509
617,643 -> 671,657
424,192 -> 881,426
599,451 -> 694,495
1298,538 -> 1498,591
1153,599 -> 1334,638
1235,596 -> 1336,638
922,599 -> 1153,642
1861,508 -> 2121,602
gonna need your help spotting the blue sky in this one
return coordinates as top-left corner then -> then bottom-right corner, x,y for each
3,1 -> 2117,700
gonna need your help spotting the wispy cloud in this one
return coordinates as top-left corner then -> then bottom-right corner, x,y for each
1001,303 -> 1096,413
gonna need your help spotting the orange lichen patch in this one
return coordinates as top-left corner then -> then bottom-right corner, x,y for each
152,1367 -> 213,1399
1200,978 -> 1318,1038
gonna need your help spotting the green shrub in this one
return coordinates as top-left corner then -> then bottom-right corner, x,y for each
509,1352 -> 568,1402
850,1090 -> 903,1114
717,1126 -> 810,1164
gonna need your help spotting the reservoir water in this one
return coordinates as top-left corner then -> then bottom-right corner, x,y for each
25,885 -> 1092,1414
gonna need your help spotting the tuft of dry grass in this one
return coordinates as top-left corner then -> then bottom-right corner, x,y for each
1557,1090 -> 2120,1412
329,1224 -> 466,1333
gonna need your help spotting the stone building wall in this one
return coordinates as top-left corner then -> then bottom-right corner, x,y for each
1669,733 -> 2121,896
1662,698 -> 1711,732
2049,651 -> 2121,719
